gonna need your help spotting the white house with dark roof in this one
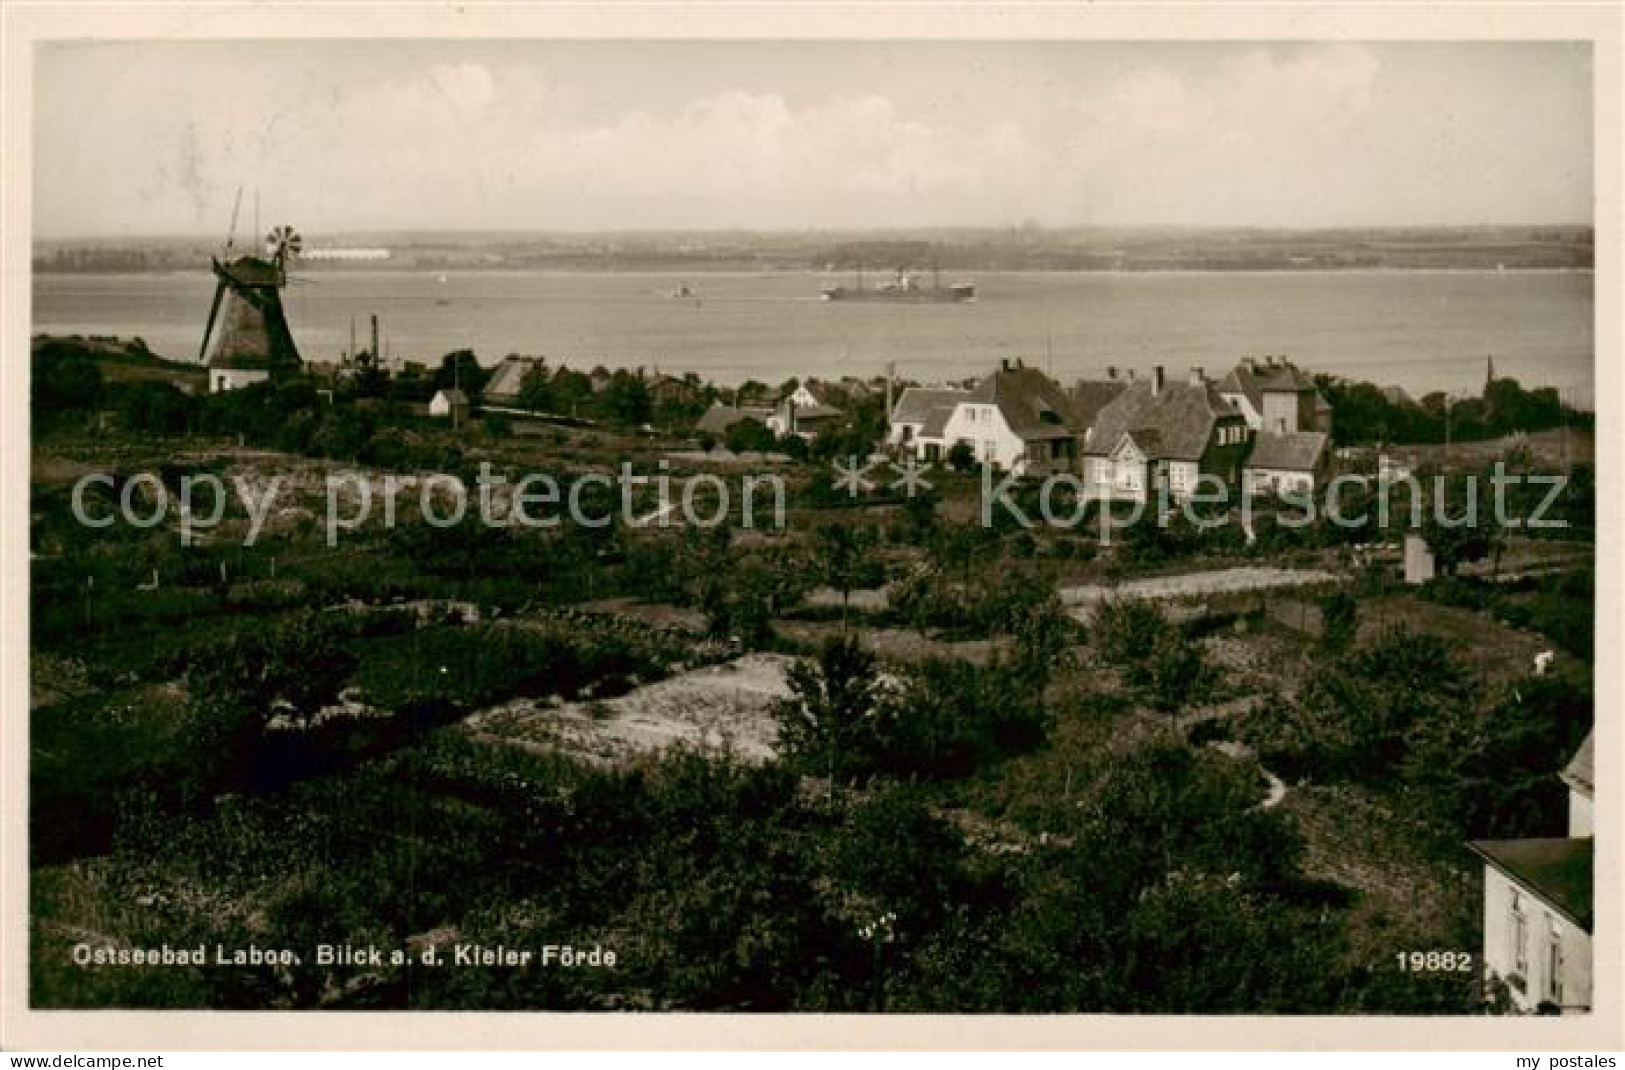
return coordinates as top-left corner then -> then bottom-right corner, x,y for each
1242,430 -> 1331,497
1469,729 -> 1594,1014
887,386 -> 968,455
429,388 -> 470,421
1218,356 -> 1333,435
889,362 -> 1083,476
1561,730 -> 1594,838
767,382 -> 845,439
1082,366 -> 1252,502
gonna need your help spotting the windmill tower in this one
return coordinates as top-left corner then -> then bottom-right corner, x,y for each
200,205 -> 304,393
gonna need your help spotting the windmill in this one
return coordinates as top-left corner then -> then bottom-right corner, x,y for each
199,204 -> 304,393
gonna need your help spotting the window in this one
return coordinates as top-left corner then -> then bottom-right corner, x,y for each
1546,921 -> 1564,1005
1511,890 -> 1528,981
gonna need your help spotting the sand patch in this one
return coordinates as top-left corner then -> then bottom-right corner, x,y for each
464,653 -> 794,765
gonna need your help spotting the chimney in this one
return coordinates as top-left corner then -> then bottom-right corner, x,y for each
1152,365 -> 1165,396
1127,368 -> 1137,382
1189,366 -> 1205,388
370,314 -> 379,363
1001,358 -> 1012,373
1107,365 -> 1118,381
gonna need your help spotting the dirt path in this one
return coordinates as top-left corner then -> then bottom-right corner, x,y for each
1207,739 -> 1287,810
1059,566 -> 1341,615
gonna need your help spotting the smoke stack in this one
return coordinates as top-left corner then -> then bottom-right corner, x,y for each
1152,365 -> 1165,396
1189,366 -> 1204,388
370,314 -> 379,363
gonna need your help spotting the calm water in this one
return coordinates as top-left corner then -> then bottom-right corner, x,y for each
33,269 -> 1595,404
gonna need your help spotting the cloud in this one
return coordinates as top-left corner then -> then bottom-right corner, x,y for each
32,41 -> 1589,235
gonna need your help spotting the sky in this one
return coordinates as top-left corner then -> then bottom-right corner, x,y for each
33,40 -> 1593,238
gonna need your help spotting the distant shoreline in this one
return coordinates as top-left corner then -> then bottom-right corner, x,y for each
32,266 -> 1598,279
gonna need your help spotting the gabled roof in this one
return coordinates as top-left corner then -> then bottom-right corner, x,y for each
1219,357 -> 1321,410
434,388 -> 469,405
795,380 -> 846,407
1120,428 -> 1161,457
781,399 -> 843,422
1084,378 -> 1243,461
921,404 -> 956,439
696,403 -> 773,435
1245,431 -> 1330,473
1562,730 -> 1594,799
892,387 -> 966,440
967,365 -> 1083,442
1070,379 -> 1129,429
484,355 -> 544,400
1469,837 -> 1593,931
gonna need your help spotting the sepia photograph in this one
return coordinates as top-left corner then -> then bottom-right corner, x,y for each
3,2 -> 1619,1053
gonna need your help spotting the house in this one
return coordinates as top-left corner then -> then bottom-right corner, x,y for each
648,373 -> 699,407
1561,730 -> 1594,838
1469,730 -> 1594,1014
887,386 -> 968,455
429,388 -> 470,421
767,381 -> 845,438
767,396 -> 843,439
483,355 -> 546,404
695,402 -> 774,438
784,381 -> 846,411
1242,430 -> 1331,497
1218,356 -> 1333,435
1068,373 -> 1130,439
1082,366 -> 1252,501
891,361 -> 1084,476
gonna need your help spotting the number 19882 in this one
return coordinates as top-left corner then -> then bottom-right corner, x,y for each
1396,950 -> 1473,972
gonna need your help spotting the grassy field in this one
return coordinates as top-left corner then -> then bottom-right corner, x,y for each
27,391 -> 1594,1012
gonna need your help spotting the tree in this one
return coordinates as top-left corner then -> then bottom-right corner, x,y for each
1093,599 -> 1165,680
600,372 -> 653,427
1318,590 -> 1358,651
32,348 -> 102,420
432,350 -> 488,396
900,489 -> 938,543
725,418 -> 776,454
946,439 -> 976,473
813,523 -> 882,627
774,634 -> 883,795
1143,628 -> 1207,732
516,362 -> 555,412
